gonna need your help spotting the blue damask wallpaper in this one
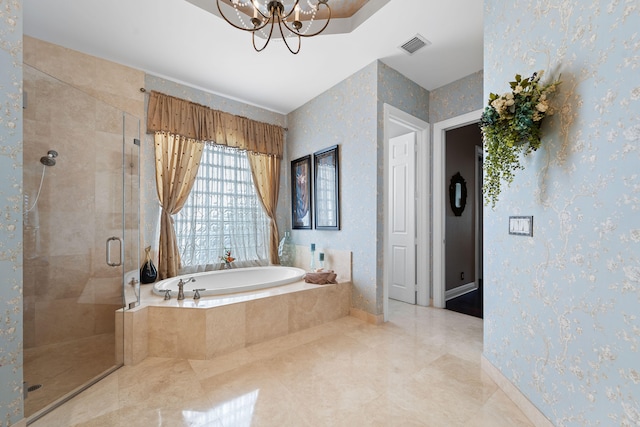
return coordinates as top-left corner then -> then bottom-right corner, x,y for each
430,70 -> 483,124
286,60 -> 431,315
286,61 -> 379,313
484,1 -> 640,425
376,62 -> 430,311
0,1 -> 24,424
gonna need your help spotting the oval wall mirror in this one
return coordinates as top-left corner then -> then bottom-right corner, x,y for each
449,172 -> 467,216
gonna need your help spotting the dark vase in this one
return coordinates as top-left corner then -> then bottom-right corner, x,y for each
140,246 -> 157,284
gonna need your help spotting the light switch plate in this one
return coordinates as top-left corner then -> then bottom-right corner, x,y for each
509,216 -> 533,236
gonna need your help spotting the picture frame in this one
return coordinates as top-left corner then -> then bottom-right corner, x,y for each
313,145 -> 340,230
291,155 -> 312,229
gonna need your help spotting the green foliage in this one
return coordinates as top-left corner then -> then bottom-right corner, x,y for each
480,71 -> 561,208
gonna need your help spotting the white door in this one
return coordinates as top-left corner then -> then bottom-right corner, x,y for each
388,132 -> 416,304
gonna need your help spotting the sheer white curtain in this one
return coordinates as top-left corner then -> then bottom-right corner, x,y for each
174,144 -> 270,274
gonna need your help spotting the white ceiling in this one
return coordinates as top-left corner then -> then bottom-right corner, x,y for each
23,0 -> 483,114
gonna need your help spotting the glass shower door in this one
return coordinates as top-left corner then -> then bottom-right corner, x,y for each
22,64 -> 139,421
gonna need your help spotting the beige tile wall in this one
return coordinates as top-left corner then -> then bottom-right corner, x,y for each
23,36 -> 145,349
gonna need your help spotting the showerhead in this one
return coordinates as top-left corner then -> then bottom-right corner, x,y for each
40,150 -> 58,166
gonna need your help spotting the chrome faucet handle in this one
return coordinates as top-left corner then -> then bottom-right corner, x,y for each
193,288 -> 205,300
162,289 -> 171,300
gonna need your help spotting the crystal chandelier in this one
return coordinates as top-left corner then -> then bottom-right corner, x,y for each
216,0 -> 332,54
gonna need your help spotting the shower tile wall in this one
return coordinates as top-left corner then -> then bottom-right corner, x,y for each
22,36 -> 146,349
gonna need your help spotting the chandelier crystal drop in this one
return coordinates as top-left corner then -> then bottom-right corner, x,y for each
216,0 -> 331,54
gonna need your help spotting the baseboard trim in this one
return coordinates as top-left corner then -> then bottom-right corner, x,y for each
481,356 -> 555,427
445,282 -> 477,301
350,307 -> 384,324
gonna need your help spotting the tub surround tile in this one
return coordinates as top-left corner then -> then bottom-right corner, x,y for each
288,281 -> 351,333
205,303 -> 246,358
120,252 -> 353,364
246,296 -> 290,345
175,310 -> 208,360
124,281 -> 352,363
293,245 -> 352,282
287,287 -> 325,332
147,307 -> 207,360
119,307 -> 148,366
130,309 -> 148,365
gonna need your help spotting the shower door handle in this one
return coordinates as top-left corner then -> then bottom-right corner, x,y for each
106,236 -> 123,267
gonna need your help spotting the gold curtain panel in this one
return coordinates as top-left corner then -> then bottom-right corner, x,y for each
147,91 -> 284,158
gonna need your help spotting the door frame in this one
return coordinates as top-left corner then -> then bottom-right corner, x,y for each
475,145 -> 483,290
432,109 -> 483,308
383,104 -> 430,322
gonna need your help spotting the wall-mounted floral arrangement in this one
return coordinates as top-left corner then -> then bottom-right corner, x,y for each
480,71 -> 561,208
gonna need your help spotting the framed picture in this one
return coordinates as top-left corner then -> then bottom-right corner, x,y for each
313,145 -> 340,230
291,155 -> 312,229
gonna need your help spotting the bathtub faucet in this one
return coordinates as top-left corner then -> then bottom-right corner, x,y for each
176,277 -> 196,300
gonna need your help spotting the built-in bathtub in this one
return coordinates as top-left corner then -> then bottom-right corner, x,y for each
117,247 -> 353,365
152,266 -> 306,298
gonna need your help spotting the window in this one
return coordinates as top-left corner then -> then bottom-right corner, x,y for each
173,144 -> 269,272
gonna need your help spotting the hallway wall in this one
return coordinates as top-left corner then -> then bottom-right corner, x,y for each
484,1 -> 640,425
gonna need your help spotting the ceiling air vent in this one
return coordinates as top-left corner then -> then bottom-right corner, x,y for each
399,34 -> 431,55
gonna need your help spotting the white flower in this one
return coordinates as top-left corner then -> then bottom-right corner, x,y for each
624,266 -> 640,282
514,85 -> 524,94
623,124 -> 640,142
536,102 -> 549,112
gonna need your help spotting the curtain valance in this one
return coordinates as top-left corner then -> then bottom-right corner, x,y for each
147,91 -> 284,158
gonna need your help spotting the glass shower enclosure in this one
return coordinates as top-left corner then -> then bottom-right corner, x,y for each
22,64 -> 140,421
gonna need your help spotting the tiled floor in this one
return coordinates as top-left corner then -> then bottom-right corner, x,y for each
31,300 -> 533,426
24,333 -> 117,418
